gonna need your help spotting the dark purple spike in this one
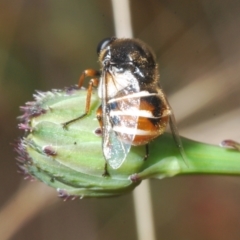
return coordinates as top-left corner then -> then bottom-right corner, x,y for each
94,127 -> 102,136
18,123 -> 32,132
19,104 -> 46,122
43,145 -> 57,156
130,173 -> 141,182
65,84 -> 79,95
57,189 -> 79,201
220,139 -> 240,151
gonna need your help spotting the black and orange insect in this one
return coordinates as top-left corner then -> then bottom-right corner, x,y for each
63,37 -> 186,174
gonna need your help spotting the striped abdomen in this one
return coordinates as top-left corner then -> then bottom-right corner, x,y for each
98,91 -> 170,146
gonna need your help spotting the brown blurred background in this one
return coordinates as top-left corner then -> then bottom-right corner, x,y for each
1,0 -> 240,239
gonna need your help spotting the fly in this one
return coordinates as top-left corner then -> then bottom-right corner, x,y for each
63,37 -> 186,176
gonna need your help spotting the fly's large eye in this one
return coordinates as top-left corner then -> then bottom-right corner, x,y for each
97,37 -> 116,55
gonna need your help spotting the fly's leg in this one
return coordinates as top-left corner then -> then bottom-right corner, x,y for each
102,162 -> 110,177
169,115 -> 188,166
96,105 -> 111,177
96,104 -> 103,129
143,144 -> 149,161
78,69 -> 100,88
62,69 -> 100,128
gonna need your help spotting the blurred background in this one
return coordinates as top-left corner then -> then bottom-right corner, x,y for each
1,0 -> 240,239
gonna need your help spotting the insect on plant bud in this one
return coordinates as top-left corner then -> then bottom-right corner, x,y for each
15,38 -> 240,199
16,38 -> 189,199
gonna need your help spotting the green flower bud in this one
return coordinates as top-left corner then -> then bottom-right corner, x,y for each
16,86 -> 240,199
17,87 -> 145,198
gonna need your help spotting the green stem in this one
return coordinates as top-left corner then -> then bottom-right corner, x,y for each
135,134 -> 240,180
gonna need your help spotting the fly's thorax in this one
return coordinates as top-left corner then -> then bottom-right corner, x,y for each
98,70 -> 140,99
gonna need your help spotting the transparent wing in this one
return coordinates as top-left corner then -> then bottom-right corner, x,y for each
101,70 -> 140,169
102,125 -> 132,169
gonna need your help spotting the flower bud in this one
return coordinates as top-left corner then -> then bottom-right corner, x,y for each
16,86 -> 155,199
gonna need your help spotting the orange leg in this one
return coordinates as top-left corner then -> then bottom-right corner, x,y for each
96,105 -> 103,128
78,69 -> 100,88
62,69 -> 100,128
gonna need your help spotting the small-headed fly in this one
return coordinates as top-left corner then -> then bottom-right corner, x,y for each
63,37 -> 186,175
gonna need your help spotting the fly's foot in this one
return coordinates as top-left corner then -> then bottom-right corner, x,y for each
102,163 -> 110,177
61,122 -> 69,130
143,144 -> 149,161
